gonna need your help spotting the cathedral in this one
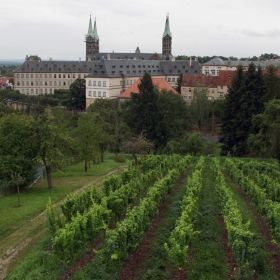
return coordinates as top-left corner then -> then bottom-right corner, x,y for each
13,14 -> 201,106
85,14 -> 173,61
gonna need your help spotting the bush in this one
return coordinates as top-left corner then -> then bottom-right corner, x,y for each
113,155 -> 126,163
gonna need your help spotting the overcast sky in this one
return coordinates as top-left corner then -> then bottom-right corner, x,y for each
1,0 -> 280,60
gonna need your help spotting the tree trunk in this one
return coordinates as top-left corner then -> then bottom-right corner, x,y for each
101,151 -> 104,163
85,159 -> 88,172
46,165 -> 53,189
132,153 -> 138,165
17,186 -> 21,207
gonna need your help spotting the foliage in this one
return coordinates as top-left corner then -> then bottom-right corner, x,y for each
263,65 -> 280,101
36,108 -> 73,189
69,78 -> 86,110
175,73 -> 182,94
190,83 -> 209,130
248,100 -> 280,165
220,63 -> 265,156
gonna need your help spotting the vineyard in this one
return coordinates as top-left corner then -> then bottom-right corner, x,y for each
6,155 -> 280,280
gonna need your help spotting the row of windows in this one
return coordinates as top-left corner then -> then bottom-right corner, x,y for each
167,77 -> 179,83
88,81 -> 107,87
18,81 -> 70,86
204,69 -> 220,76
16,73 -> 85,79
21,88 -> 53,94
88,91 -> 106,97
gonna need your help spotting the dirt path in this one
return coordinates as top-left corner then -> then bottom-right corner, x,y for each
0,166 -> 125,280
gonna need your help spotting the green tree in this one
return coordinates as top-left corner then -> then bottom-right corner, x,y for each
36,108 -> 72,189
190,83 -> 209,130
249,100 -> 280,165
69,78 -> 86,110
175,73 -> 183,94
122,72 -> 159,146
122,134 -> 154,165
264,65 -> 280,101
0,114 -> 38,202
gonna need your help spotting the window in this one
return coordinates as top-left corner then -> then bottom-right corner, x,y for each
59,81 -> 61,86
93,91 -> 96,97
93,81 -> 96,86
50,89 -> 52,94
26,74 -> 29,78
54,74 -> 56,78
220,93 -> 224,97
130,80 -> 132,85
212,89 -> 214,94
98,91 -> 101,97
78,74 -> 81,78
88,80 -> 92,86
188,88 -> 192,92
35,74 -> 38,78
36,89 -> 38,94
49,74 -> 52,78
21,81 -> 24,86
73,74 -> 75,78
68,81 -> 70,86
54,81 -> 57,86
26,89 -> 29,94
50,81 -> 52,86
89,91 -> 92,96
120,80 -> 122,85
45,82 -> 47,86
26,81 -> 29,86
221,86 -> 223,89
22,89 -> 25,94
168,78 -> 171,82
45,89 -> 47,94
103,92 -> 106,97
59,74 -> 61,78
68,74 -> 70,78
45,74 -> 47,78
31,74 -> 33,78
103,81 -> 106,87
63,82 -> 66,86
40,74 -> 43,78
31,89 -> 34,94
183,96 -> 187,100
40,89 -> 43,94
205,69 -> 209,75
127,80 -> 129,85
40,81 -> 42,86
63,74 -> 65,78
35,81 -> 38,86
217,70 -> 220,75
31,81 -> 33,86
211,70 -> 215,75
17,82 -> 20,86
172,78 -> 175,82
21,74 -> 24,78
98,81 -> 101,86
188,96 -> 192,100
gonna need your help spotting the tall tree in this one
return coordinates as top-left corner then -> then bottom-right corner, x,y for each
69,78 -> 86,110
75,112 -> 108,171
0,114 -> 38,202
190,83 -> 209,130
220,65 -> 244,156
122,72 -> 159,145
175,73 -> 183,94
36,108 -> 72,189
263,65 -> 280,101
248,99 -> 280,165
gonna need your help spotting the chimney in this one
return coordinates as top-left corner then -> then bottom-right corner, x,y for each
79,58 -> 81,62
107,54 -> 111,60
49,57 -> 52,61
190,57 -> 192,66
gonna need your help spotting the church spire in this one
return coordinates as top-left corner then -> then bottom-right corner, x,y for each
92,17 -> 99,40
87,15 -> 93,36
163,14 -> 172,38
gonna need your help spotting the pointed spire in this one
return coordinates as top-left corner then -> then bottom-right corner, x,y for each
86,16 -> 99,40
163,14 -> 172,38
92,17 -> 99,40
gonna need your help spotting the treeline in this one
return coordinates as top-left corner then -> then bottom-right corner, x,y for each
176,53 -> 280,63
219,64 -> 280,164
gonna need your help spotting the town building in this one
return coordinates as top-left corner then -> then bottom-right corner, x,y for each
181,71 -> 236,102
202,57 -> 280,76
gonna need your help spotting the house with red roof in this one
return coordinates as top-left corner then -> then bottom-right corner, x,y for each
181,71 -> 236,102
118,77 -> 178,102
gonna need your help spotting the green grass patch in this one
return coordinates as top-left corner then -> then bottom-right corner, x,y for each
0,158 -> 125,241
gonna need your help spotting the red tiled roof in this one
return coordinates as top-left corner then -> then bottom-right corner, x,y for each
181,71 -> 236,87
118,77 -> 178,99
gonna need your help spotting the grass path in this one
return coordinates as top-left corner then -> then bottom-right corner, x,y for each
0,165 -> 125,280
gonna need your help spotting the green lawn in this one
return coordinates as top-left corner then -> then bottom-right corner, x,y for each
0,158 -> 126,241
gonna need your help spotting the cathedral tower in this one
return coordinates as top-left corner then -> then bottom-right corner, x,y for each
85,16 -> 99,61
162,14 -> 172,61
